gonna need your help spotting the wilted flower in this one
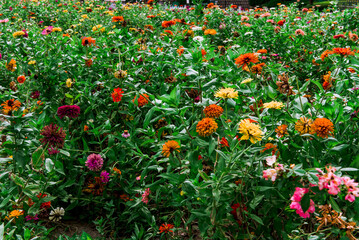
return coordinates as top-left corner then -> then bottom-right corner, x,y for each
49,207 -> 65,222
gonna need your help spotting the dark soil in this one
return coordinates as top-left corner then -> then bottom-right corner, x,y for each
50,220 -> 104,240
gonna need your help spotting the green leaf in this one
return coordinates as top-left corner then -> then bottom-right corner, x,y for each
45,158 -> 54,173
330,144 -> 350,152
301,193 -> 310,213
0,223 -> 3,239
249,213 -> 264,225
143,106 -> 158,128
329,197 -> 341,213
249,195 -> 264,209
294,169 -> 306,176
340,167 -> 358,172
24,228 -> 31,240
0,195 -> 12,208
65,93 -> 73,99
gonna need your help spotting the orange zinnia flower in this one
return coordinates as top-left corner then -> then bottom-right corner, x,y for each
112,88 -> 124,102
311,118 -> 334,138
162,140 -> 180,157
196,118 -> 218,137
332,47 -> 355,57
257,49 -> 267,54
84,125 -> 89,132
133,93 -> 149,107
275,124 -> 288,138
63,33 -> 70,37
321,50 -> 333,61
1,99 -> 21,115
204,29 -> 217,35
162,20 -> 176,28
234,53 -> 259,69
6,59 -> 17,72
251,63 -> 265,74
17,75 -> 26,84
204,104 -> 223,118
82,37 -> 95,47
164,30 -> 173,35
177,46 -> 184,56
112,16 -> 124,22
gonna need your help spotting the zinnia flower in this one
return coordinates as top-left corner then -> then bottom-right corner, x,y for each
17,75 -> 26,84
214,87 -> 238,99
30,91 -> 40,99
112,88 -> 124,102
238,119 -> 263,144
311,118 -> 334,138
41,26 -> 54,35
234,53 -> 259,69
6,59 -> 17,72
49,207 -> 65,222
159,223 -> 174,233
100,170 -> 110,183
204,29 -> 217,35
263,101 -> 284,109
196,118 -> 218,137
57,105 -> 81,119
1,99 -> 21,115
162,20 -> 176,28
40,124 -> 66,149
204,104 -> 223,118
275,124 -> 288,137
13,31 -> 25,38
81,37 -> 96,46
114,70 -> 127,79
295,117 -> 315,135
85,154 -> 104,171
112,16 -> 124,22
332,47 -> 355,56
162,140 -> 180,157
133,93 -> 149,107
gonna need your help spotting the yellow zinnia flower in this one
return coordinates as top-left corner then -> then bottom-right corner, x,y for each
238,119 -> 263,144
13,31 -> 25,38
214,87 -> 238,99
162,140 -> 180,157
295,117 -> 315,135
53,27 -> 62,32
28,60 -> 36,65
263,101 -> 284,109
66,79 -> 73,88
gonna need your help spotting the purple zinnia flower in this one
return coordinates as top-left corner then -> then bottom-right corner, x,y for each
40,124 -> 66,149
30,91 -> 40,99
85,154 -> 103,171
57,105 -> 80,119
100,170 -> 110,183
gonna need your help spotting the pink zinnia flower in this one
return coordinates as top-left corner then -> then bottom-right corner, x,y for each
141,188 -> 151,204
290,187 -> 315,218
0,19 -> 9,23
42,26 -> 54,35
295,29 -> 305,36
100,170 -> 110,183
333,34 -> 346,39
263,169 -> 277,182
85,154 -> 104,171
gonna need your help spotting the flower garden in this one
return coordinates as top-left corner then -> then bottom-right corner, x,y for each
1,0 -> 359,239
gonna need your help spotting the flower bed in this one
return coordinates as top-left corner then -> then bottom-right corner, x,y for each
1,0 -> 359,239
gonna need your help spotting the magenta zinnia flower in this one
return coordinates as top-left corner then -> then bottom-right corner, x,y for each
57,105 -> 80,119
30,91 -> 40,99
40,124 -> 66,149
85,154 -> 103,171
100,170 -> 110,183
42,26 -> 54,35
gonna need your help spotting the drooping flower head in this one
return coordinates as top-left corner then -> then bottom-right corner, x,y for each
311,118 -> 334,138
111,88 -> 124,102
40,124 -> 66,149
204,104 -> 223,118
57,105 -> 81,119
238,119 -> 263,144
214,87 -> 238,99
85,154 -> 104,171
196,118 -> 218,137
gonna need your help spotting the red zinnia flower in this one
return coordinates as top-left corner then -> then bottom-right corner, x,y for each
159,223 -> 174,233
277,20 -> 285,26
112,88 -> 124,102
220,137 -> 229,147
81,37 -> 95,46
17,75 -> 26,84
